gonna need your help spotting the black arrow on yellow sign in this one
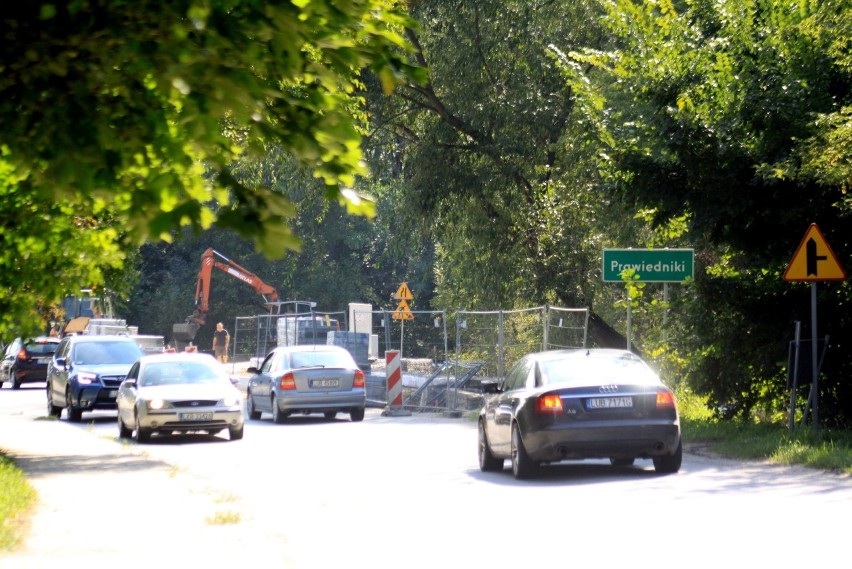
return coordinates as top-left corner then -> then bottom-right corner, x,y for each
784,224 -> 846,282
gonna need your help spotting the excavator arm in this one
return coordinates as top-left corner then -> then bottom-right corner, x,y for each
172,248 -> 279,343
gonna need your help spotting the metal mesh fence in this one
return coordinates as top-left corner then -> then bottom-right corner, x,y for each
232,304 -> 588,413
231,308 -> 348,367
454,307 -> 589,381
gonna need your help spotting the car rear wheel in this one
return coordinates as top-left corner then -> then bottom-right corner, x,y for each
478,420 -> 503,472
47,386 -> 62,418
349,408 -> 365,422
117,414 -> 132,439
653,440 -> 683,474
229,425 -> 244,441
11,371 -> 22,389
511,423 -> 539,479
610,457 -> 636,467
65,389 -> 82,422
271,395 -> 287,424
246,391 -> 261,420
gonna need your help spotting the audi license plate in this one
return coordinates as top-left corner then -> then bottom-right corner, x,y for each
180,412 -> 214,421
311,379 -> 339,388
587,397 -> 633,409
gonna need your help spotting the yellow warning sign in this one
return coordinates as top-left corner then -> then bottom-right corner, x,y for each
784,224 -> 846,282
392,300 -> 414,320
394,282 -> 414,300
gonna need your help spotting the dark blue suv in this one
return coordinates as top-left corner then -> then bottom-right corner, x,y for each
46,335 -> 143,422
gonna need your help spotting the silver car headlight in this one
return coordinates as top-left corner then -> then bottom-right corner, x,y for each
146,399 -> 168,411
221,396 -> 240,408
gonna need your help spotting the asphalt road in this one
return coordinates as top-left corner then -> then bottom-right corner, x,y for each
1,383 -> 851,569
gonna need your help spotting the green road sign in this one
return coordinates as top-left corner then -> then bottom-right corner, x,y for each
602,249 -> 694,283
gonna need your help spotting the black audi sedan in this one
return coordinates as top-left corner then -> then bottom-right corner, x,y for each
478,348 -> 682,479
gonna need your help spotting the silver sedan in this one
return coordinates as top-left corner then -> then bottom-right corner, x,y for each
117,352 -> 245,443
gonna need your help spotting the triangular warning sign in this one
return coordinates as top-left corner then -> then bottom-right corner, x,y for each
784,224 -> 846,282
394,282 -> 413,300
392,300 -> 414,320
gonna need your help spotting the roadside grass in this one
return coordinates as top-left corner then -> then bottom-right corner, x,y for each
206,510 -> 241,525
0,455 -> 36,552
678,390 -> 852,475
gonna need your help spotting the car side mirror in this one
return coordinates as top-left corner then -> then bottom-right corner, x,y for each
122,378 -> 137,388
55,357 -> 67,369
247,367 -> 260,375
481,381 -> 500,394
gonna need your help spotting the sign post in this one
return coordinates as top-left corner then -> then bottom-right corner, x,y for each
602,248 -> 694,350
783,224 -> 846,429
392,282 -> 414,356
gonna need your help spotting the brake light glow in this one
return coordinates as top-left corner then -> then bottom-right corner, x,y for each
535,394 -> 564,414
16,349 -> 27,361
279,372 -> 296,390
656,390 -> 676,410
353,370 -> 365,388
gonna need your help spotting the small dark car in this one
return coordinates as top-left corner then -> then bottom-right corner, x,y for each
46,335 -> 144,421
478,348 -> 682,479
0,337 -> 61,389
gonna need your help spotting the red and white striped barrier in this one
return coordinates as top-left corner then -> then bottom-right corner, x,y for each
385,350 -> 402,408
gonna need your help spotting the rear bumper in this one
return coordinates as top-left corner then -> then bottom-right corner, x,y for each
10,367 -> 49,383
523,422 -> 681,462
276,390 -> 366,413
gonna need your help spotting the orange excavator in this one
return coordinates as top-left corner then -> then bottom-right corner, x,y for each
172,248 -> 280,345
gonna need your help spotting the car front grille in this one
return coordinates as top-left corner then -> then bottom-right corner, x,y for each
171,400 -> 219,408
101,376 -> 125,387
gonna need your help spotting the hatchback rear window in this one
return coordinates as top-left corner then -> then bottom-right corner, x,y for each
25,341 -> 59,355
290,350 -> 354,369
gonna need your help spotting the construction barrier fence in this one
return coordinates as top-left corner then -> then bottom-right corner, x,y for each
230,304 -> 589,413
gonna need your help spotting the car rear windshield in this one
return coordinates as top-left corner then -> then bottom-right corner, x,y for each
539,355 -> 660,386
73,342 -> 142,365
25,341 -> 59,355
290,350 -> 354,369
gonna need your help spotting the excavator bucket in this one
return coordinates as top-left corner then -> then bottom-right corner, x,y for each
172,322 -> 199,343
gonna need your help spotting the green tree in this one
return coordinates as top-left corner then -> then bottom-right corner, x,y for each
0,0 -> 423,339
365,0 -> 633,345
560,0 -> 852,424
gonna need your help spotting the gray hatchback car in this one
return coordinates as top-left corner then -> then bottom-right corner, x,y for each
246,344 -> 366,423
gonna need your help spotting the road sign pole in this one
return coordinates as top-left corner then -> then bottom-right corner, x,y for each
811,283 -> 819,429
626,291 -> 632,352
788,321 -> 801,432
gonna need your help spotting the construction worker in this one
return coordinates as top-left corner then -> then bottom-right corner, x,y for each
213,322 -> 230,363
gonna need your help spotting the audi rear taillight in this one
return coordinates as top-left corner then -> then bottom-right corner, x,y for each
535,394 -> 564,414
16,349 -> 27,361
656,389 -> 676,410
279,372 -> 296,390
353,370 -> 365,388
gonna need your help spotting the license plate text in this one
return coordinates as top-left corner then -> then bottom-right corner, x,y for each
587,397 -> 633,409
